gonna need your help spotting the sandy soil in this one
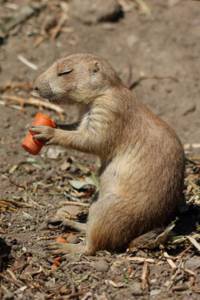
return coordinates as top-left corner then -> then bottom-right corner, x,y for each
0,1 -> 200,299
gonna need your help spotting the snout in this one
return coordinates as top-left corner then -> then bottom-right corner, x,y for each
33,75 -> 53,99
32,83 -> 40,97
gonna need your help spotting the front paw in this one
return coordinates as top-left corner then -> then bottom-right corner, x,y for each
31,126 -> 56,144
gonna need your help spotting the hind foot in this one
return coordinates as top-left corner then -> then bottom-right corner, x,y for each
47,241 -> 94,256
48,241 -> 85,255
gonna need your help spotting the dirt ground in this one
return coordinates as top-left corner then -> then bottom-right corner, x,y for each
0,0 -> 200,299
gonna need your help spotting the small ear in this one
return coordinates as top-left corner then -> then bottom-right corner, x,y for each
57,61 -> 73,76
92,61 -> 100,73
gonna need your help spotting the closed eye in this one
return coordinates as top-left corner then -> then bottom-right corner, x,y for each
57,68 -> 73,76
57,61 -> 73,76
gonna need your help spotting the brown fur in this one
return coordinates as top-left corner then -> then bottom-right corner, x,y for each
33,53 -> 185,255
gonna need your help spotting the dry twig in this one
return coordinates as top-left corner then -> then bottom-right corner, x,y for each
58,200 -> 90,208
0,81 -> 32,93
126,257 -> 155,263
1,95 -> 65,117
141,261 -> 149,290
163,252 -> 177,269
0,199 -> 33,210
187,236 -> 200,252
18,55 -> 38,70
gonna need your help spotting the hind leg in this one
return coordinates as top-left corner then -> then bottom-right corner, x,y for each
47,201 -> 104,256
84,196 -> 131,254
48,195 -> 127,256
47,204 -> 98,256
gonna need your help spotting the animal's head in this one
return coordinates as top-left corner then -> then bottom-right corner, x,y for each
33,53 -> 121,104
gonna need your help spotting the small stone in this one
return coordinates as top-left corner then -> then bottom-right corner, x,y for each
185,256 -> 200,270
150,289 -> 161,296
22,212 -> 33,221
45,146 -> 66,160
70,0 -> 123,24
131,282 -> 143,296
60,161 -> 71,171
92,259 -> 109,272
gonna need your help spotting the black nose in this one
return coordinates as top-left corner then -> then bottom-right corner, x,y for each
32,84 -> 40,97
34,86 -> 39,91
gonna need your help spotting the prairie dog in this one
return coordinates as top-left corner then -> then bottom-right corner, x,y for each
32,53 -> 185,255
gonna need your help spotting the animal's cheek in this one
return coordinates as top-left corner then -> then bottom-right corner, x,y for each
35,80 -> 52,98
90,73 -> 104,90
49,79 -> 64,95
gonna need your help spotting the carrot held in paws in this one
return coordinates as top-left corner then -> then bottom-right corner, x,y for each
22,112 -> 56,155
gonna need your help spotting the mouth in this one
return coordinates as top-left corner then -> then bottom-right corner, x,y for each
31,90 -> 59,103
31,90 -> 40,98
31,90 -> 74,105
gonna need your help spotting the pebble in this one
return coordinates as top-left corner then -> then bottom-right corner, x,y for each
150,289 -> 161,296
92,259 -> 109,272
70,0 -> 123,24
185,256 -> 200,270
131,282 -> 143,296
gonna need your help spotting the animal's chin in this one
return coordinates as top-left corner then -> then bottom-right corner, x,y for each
49,95 -> 77,105
35,92 -> 63,103
32,90 -> 56,101
47,95 -> 67,104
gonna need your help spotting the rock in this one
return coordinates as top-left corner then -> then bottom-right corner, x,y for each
150,289 -> 161,296
45,146 -> 66,160
70,0 -> 123,25
22,212 -> 33,221
185,256 -> 200,270
92,259 -> 109,272
131,282 -> 143,296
